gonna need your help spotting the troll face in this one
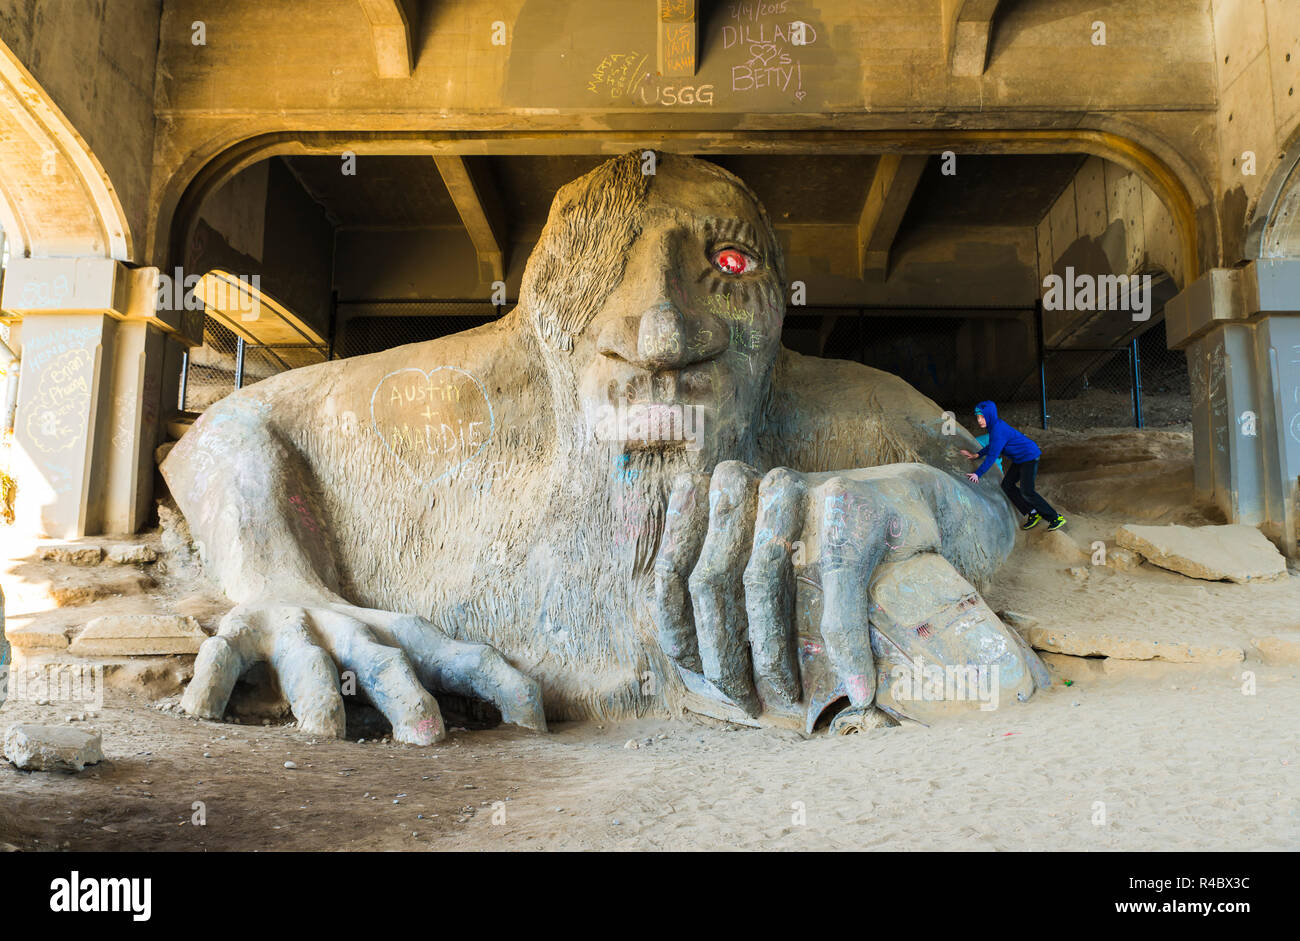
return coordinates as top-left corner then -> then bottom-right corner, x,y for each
522,153 -> 787,470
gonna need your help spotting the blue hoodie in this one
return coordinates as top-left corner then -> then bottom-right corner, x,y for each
973,400 -> 1041,478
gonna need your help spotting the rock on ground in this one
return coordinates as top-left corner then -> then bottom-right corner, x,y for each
1107,546 -> 1144,571
104,544 -> 157,565
38,544 -> 102,566
1116,523 -> 1287,584
3,723 -> 103,772
69,615 -> 206,657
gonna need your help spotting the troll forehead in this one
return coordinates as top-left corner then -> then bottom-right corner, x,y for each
635,209 -> 774,256
526,154 -> 784,350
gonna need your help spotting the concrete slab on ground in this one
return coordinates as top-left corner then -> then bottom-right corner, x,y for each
69,615 -> 206,657
3,620 -> 69,651
1116,523 -> 1287,584
3,723 -> 102,772
1021,623 -> 1245,663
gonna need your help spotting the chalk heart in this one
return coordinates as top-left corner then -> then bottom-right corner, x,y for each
748,43 -> 778,67
370,366 -> 495,484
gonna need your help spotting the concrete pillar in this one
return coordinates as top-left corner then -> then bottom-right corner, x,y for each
0,258 -> 182,537
1167,260 -> 1300,556
7,311 -> 116,537
103,320 -> 168,533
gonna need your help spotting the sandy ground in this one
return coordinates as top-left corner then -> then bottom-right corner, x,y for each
0,667 -> 1294,851
0,426 -> 1297,852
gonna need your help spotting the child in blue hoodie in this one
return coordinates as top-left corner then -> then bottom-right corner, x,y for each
959,400 -> 1066,531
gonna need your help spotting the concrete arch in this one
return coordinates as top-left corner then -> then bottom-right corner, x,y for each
1242,132 -> 1300,261
0,40 -> 132,260
154,125 -> 1209,289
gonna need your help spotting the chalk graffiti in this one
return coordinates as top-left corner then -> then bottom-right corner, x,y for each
661,20 -> 694,75
288,494 -> 323,540
25,347 -> 94,454
370,366 -> 495,484
723,2 -> 817,102
700,292 -> 752,324
111,393 -> 137,453
728,322 -> 765,352
23,325 -> 100,373
16,274 -> 72,309
636,80 -> 715,106
586,51 -> 648,98
585,50 -> 715,107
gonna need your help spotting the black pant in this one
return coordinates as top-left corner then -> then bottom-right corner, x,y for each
1000,459 -> 1058,519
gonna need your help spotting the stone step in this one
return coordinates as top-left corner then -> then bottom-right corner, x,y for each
3,620 -> 70,651
47,572 -> 156,607
36,541 -> 157,567
68,615 -> 206,657
37,544 -> 102,566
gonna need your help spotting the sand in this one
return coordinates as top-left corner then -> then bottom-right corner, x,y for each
0,425 -> 1296,851
0,667 -> 1294,851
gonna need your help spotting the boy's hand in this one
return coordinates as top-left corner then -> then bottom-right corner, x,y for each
966,473 -> 979,483
958,449 -> 977,459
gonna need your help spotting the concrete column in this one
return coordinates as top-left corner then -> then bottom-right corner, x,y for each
103,320 -> 168,533
1167,260 -> 1300,555
0,258 -> 183,537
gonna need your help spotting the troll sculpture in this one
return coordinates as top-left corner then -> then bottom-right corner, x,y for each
163,153 -> 1049,743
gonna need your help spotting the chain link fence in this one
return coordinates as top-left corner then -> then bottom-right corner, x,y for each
333,301 -> 508,358
1019,320 -> 1190,431
785,307 -> 1190,433
180,318 -> 302,412
180,301 -> 510,412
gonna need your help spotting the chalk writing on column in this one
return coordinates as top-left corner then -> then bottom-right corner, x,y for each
26,347 -> 93,453
369,365 -> 495,485
111,393 -> 137,453
1209,342 -> 1228,455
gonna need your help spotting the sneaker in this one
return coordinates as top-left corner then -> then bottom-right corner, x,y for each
1047,515 -> 1067,532
1021,511 -> 1042,530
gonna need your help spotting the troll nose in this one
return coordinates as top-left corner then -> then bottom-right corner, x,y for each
638,302 -> 691,369
598,302 -> 728,370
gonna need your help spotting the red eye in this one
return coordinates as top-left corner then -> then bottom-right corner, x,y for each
712,248 -> 752,274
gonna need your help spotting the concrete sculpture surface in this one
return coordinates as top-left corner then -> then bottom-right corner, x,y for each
163,153 -> 1049,743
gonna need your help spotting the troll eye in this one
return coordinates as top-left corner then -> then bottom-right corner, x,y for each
711,247 -> 754,275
